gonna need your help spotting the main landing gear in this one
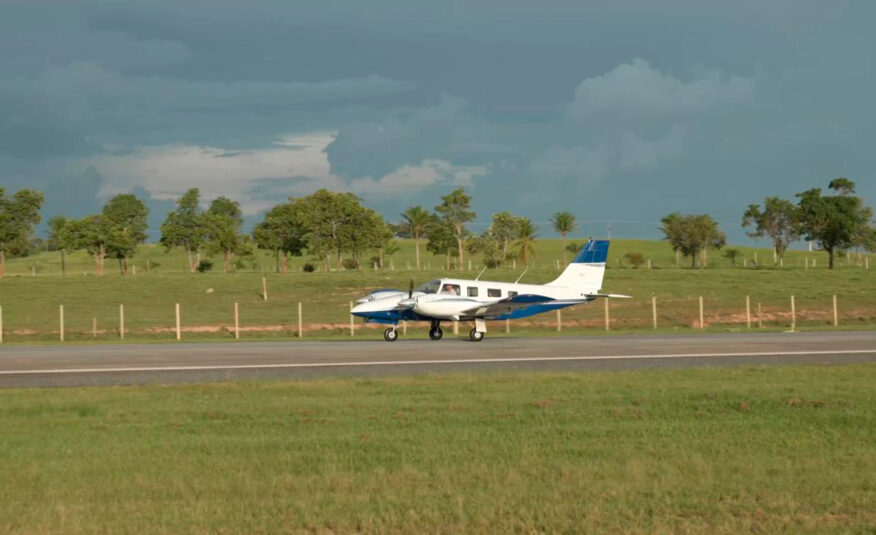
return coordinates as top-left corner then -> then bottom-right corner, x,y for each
469,328 -> 484,342
383,328 -> 398,342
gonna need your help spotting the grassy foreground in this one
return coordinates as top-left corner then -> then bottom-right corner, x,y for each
1,365 -> 875,533
0,239 -> 874,343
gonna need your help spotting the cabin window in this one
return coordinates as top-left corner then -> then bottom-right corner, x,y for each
487,288 -> 502,297
440,284 -> 461,296
467,287 -> 479,297
508,291 -> 518,298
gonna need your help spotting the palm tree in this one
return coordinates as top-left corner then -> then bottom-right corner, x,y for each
550,211 -> 577,264
514,218 -> 538,264
400,206 -> 432,270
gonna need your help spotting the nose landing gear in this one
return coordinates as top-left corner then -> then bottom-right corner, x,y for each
429,320 -> 443,340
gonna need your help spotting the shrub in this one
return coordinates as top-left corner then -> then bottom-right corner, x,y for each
624,252 -> 646,268
302,263 -> 316,272
342,258 -> 360,270
196,260 -> 213,273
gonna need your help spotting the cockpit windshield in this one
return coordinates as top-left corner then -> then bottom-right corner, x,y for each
415,280 -> 441,294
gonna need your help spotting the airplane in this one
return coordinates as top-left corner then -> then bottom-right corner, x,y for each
351,239 -> 630,342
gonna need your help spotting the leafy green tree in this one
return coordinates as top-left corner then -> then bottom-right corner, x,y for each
399,205 -> 432,270
722,248 -> 741,266
59,215 -> 115,276
490,211 -> 523,260
292,190 -> 368,271
434,188 -> 475,271
253,203 -> 307,273
0,187 -> 44,278
466,231 -> 505,268
102,193 -> 149,274
742,197 -> 800,264
550,211 -> 578,264
514,218 -> 538,264
46,216 -> 69,276
426,214 -> 458,270
160,189 -> 207,273
796,178 -> 874,269
203,196 -> 248,273
660,213 -> 726,269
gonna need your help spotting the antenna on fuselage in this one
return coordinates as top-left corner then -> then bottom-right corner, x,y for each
514,269 -> 528,284
474,266 -> 487,281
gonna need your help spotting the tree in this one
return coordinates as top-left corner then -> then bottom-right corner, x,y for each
160,189 -> 207,273
490,211 -> 524,261
426,215 -> 458,270
399,206 -> 431,270
59,215 -> 114,276
253,203 -> 307,273
435,188 -> 476,271
102,193 -> 149,274
742,197 -> 800,264
467,231 -> 504,268
660,213 -> 726,269
292,190 -> 369,271
46,216 -> 69,276
0,188 -> 44,278
514,218 -> 538,264
722,248 -> 741,266
796,179 -> 874,269
203,196 -> 248,273
550,211 -> 578,264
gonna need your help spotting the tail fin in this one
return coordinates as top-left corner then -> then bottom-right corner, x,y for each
547,240 -> 609,292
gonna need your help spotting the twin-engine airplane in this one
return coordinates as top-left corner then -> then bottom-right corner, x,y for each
351,239 -> 630,342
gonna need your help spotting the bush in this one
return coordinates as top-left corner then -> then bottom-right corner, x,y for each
342,258 -> 360,270
196,260 -> 213,273
624,252 -> 646,268
723,248 -> 741,266
302,263 -> 316,273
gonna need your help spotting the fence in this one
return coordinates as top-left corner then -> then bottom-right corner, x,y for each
0,291 -> 871,343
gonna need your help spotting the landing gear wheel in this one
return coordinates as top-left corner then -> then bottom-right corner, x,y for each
383,328 -> 398,342
469,328 -> 484,342
429,327 -> 443,340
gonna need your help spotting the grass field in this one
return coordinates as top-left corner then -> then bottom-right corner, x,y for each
1,365 -> 874,533
0,239 -> 874,342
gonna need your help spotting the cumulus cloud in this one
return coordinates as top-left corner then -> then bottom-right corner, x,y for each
567,58 -> 754,120
349,159 -> 490,194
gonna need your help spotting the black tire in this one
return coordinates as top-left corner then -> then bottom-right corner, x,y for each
469,328 -> 484,342
429,327 -> 443,340
384,328 -> 398,342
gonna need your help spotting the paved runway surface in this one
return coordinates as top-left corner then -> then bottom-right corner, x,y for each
1,331 -> 875,387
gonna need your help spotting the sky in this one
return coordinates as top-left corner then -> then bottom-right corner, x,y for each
1,0 -> 874,243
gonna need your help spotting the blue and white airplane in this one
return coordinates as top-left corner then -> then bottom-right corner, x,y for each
351,239 -> 630,342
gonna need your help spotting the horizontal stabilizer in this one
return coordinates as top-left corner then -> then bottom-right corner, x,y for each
586,293 -> 632,299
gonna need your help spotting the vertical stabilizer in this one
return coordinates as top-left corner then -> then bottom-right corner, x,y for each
547,240 -> 609,292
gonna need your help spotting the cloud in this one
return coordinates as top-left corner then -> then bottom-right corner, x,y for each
349,159 -> 490,194
567,58 -> 754,120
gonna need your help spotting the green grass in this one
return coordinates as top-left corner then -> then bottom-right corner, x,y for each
1,365 -> 875,533
1,239 -> 874,343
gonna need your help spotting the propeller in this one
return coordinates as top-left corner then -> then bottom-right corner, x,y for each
408,278 -> 414,298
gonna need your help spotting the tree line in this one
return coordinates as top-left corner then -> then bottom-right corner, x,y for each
0,178 -> 873,277
660,178 -> 875,269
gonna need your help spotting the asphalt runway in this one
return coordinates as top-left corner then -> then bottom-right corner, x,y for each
1,330 -> 875,388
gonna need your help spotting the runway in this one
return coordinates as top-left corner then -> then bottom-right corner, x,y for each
1,330 -> 875,387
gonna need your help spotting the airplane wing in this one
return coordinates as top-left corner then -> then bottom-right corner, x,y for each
459,292 -> 632,320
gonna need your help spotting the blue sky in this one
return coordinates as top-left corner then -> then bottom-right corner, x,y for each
1,0 -> 873,243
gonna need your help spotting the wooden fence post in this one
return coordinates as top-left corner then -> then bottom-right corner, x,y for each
59,305 -> 64,342
647,258 -> 652,270
757,302 -> 763,328
556,309 -> 562,332
119,304 -> 125,340
652,296 -> 657,329
349,301 -> 354,336
833,295 -> 838,328
298,302 -> 303,338
790,295 -> 796,331
93,317 -> 97,340
746,296 -> 751,329
805,258 -> 809,270
699,296 -> 704,329
453,321 -> 459,335
604,299 -> 610,331
402,320 -> 407,336
0,305 -> 3,344
234,302 -> 240,340
262,277 -> 268,301
505,318 -> 510,334
175,303 -> 181,341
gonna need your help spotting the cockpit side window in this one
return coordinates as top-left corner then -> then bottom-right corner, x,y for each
441,284 -> 461,295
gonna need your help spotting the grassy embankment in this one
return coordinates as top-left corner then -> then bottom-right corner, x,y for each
0,239 -> 874,342
1,365 -> 875,533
